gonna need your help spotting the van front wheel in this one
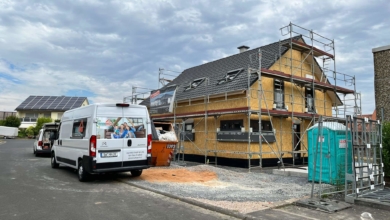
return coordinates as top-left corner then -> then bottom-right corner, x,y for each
131,170 -> 142,177
78,161 -> 90,182
51,153 -> 59,168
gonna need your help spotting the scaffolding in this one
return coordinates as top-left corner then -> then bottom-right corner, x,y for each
344,114 -> 386,202
150,23 -> 362,171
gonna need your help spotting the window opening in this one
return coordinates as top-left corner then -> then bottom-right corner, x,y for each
184,78 -> 205,91
217,69 -> 243,85
250,120 -> 273,132
305,87 -> 315,113
220,120 -> 243,131
274,79 -> 285,109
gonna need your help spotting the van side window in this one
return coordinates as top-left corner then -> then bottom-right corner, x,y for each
72,118 -> 88,138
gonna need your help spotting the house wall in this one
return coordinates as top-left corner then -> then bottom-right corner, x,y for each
373,46 -> 390,122
82,99 -> 89,106
175,93 -> 248,114
16,111 -> 64,120
17,111 -> 65,128
182,113 -> 313,159
250,49 -> 333,116
155,49 -> 335,160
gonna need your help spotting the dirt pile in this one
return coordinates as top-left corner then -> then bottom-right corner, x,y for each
140,168 -> 217,183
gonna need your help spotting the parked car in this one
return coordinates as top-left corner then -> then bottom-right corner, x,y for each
33,122 -> 59,156
51,103 -> 152,182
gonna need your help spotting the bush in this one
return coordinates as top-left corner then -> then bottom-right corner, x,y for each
3,116 -> 21,128
382,122 -> 390,177
0,120 -> 5,126
26,126 -> 35,138
33,117 -> 53,136
18,128 -> 27,138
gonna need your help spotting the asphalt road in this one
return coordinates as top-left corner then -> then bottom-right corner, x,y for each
0,140 -> 238,220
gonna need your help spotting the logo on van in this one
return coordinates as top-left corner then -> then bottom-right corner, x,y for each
102,142 -> 107,146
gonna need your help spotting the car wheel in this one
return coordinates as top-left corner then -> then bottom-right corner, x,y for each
78,161 -> 89,182
51,153 -> 59,168
33,147 -> 36,155
130,170 -> 142,177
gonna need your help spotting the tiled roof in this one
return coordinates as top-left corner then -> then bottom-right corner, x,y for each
15,96 -> 88,111
141,36 -> 302,106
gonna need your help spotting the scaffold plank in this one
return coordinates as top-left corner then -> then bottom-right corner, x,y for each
282,40 -> 335,58
260,68 -> 354,94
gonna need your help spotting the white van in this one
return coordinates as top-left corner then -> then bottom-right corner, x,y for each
51,103 -> 152,181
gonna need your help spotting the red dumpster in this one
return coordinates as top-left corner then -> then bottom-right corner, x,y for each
151,122 -> 178,166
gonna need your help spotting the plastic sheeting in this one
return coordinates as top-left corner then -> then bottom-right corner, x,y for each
158,131 -> 177,141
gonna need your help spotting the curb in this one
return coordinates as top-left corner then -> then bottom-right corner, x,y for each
117,179 -> 259,220
354,198 -> 390,211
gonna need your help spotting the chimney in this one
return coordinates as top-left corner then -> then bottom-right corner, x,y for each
238,45 -> 250,53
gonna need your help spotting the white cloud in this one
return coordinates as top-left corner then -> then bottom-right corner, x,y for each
0,0 -> 387,115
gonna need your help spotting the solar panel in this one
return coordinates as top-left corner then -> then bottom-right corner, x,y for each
27,96 -> 43,109
69,97 -> 81,109
16,96 -> 87,111
60,97 -> 72,110
53,96 -> 66,110
41,96 -> 56,109
16,96 -> 35,109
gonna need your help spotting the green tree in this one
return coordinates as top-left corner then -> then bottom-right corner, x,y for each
3,115 -> 21,128
381,122 -> 390,177
33,117 -> 53,135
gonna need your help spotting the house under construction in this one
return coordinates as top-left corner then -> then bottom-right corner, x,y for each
139,23 -> 361,169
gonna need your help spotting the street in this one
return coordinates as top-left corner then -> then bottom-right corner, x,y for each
0,140 -> 237,220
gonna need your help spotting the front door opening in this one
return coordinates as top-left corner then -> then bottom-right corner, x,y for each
293,123 -> 301,159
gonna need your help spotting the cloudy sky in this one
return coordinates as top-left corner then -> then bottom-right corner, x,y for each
0,0 -> 388,114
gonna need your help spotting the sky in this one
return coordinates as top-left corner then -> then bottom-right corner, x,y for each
0,0 -> 389,115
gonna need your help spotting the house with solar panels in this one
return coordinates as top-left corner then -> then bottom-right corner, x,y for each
15,96 -> 89,128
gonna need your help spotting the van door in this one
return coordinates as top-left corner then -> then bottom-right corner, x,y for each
122,109 -> 147,166
95,106 -> 125,165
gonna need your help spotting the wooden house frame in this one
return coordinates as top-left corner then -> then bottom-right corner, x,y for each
143,23 -> 360,169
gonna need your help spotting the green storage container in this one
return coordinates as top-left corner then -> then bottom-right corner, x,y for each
308,122 -> 352,185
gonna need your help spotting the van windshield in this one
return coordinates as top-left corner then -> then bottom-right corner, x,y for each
96,117 -> 146,139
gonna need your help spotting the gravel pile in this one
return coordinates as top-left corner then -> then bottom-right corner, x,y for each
127,163 -> 328,213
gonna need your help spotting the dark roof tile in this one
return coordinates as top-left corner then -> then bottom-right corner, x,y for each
141,36 -> 302,106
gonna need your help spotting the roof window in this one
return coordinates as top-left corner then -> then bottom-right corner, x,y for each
217,68 -> 243,85
184,78 -> 205,91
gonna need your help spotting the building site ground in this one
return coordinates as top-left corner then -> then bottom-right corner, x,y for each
118,161 -> 390,220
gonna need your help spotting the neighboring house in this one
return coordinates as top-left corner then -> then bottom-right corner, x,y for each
15,96 -> 89,128
361,109 -> 377,121
0,111 -> 16,120
373,45 -> 390,122
142,33 -> 356,168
